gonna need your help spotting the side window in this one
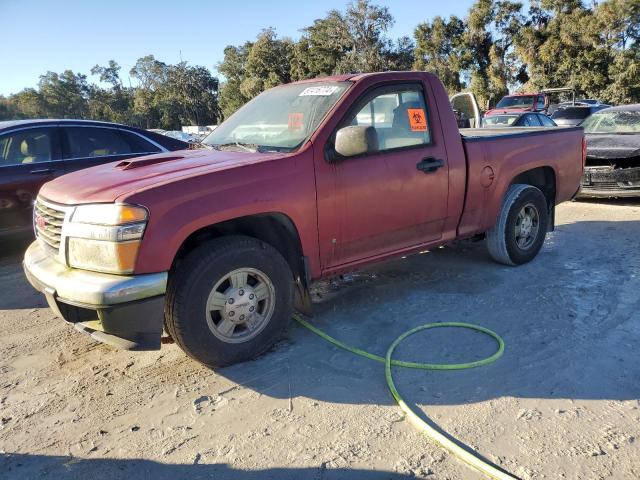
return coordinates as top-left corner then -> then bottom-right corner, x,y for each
537,96 -> 545,111
118,130 -> 161,154
63,127 -> 132,159
539,114 -> 555,127
0,128 -> 54,166
347,86 -> 431,152
522,114 -> 542,127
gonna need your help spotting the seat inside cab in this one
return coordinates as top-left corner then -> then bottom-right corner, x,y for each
20,134 -> 52,163
351,90 -> 431,151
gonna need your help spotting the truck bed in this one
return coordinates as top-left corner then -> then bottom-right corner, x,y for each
460,126 -> 582,140
456,125 -> 585,239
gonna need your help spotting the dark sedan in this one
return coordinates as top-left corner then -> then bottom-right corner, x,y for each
578,105 -> 640,198
551,104 -> 610,127
0,119 -> 188,237
483,112 -> 557,127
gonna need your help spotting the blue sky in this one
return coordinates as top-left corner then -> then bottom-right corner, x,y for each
0,0 -> 478,96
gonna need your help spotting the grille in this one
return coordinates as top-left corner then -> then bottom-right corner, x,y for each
34,198 -> 66,251
581,180 -> 620,191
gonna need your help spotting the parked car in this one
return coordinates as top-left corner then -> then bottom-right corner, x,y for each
0,119 -> 188,238
578,104 -> 640,198
163,130 -> 200,143
550,105 -> 610,126
575,99 -> 607,106
483,112 -> 557,128
23,72 -> 584,367
484,92 -> 548,117
147,128 -> 167,135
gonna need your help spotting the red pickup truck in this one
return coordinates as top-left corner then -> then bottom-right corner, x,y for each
23,72 -> 584,367
484,92 -> 548,117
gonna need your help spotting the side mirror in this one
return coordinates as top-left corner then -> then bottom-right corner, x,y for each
334,126 -> 379,158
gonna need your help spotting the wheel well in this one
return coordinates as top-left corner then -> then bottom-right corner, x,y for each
511,166 -> 556,208
172,213 -> 307,284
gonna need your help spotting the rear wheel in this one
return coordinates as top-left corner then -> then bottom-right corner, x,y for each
166,235 -> 294,368
486,184 -> 549,266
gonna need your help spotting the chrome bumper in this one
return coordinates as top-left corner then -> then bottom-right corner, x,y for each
23,240 -> 167,307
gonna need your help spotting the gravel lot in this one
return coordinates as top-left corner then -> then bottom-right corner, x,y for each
1,199 -> 639,480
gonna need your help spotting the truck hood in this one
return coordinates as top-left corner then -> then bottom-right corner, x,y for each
40,148 -> 285,205
585,133 -> 640,160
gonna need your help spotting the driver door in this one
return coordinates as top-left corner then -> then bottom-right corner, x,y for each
0,126 -> 63,235
316,82 -> 450,269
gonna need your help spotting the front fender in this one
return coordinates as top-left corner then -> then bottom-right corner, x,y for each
122,151 -> 319,275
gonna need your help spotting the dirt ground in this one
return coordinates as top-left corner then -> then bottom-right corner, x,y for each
1,199 -> 639,480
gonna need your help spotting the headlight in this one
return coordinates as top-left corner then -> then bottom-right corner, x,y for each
65,204 -> 148,274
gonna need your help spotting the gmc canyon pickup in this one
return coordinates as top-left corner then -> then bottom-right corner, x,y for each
23,72 -> 585,367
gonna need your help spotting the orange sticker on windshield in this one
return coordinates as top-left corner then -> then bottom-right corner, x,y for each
288,112 -> 304,131
408,108 -> 428,132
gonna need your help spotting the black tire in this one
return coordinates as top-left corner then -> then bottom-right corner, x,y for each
165,235 -> 294,368
486,184 -> 549,266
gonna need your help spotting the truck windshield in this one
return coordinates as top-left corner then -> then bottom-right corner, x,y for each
496,96 -> 535,109
581,111 -> 640,134
203,81 -> 351,152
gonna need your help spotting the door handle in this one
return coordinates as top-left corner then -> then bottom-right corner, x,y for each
29,168 -> 54,175
416,158 -> 444,173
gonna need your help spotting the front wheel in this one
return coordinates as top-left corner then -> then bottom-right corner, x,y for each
486,184 -> 549,266
165,235 -> 294,368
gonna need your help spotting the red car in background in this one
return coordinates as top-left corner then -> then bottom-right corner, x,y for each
484,93 -> 548,117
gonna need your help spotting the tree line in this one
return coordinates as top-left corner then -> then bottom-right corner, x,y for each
1,0 -> 638,129
0,57 -> 220,130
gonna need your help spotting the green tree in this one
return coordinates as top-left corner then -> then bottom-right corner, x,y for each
462,0 -> 526,107
592,0 -> 640,103
241,28 -> 294,99
292,0 -> 400,78
154,63 -> 220,129
338,0 -> 395,72
413,16 -> 467,93
89,60 -> 134,124
3,0 -> 640,124
36,70 -> 89,118
0,95 -> 24,120
6,89 -> 44,119
384,36 -> 415,71
129,55 -> 168,128
512,0 -> 638,103
91,60 -> 123,88
291,10 -> 352,79
489,1 -> 526,96
218,42 -> 253,118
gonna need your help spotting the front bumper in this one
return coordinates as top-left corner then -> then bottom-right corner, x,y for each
578,166 -> 640,198
23,241 -> 168,350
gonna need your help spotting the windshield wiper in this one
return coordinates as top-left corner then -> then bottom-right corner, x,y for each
188,142 -> 214,150
255,145 -> 296,153
208,142 -> 298,153
211,142 -> 260,153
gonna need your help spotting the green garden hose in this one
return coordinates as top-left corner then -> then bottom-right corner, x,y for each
293,315 -> 519,480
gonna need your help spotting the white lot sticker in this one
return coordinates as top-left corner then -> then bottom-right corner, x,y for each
299,86 -> 339,96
